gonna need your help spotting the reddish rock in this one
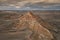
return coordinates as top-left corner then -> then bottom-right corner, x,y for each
12,12 -> 56,40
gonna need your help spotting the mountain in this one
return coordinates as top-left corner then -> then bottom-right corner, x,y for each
10,12 -> 57,40
0,11 -> 58,40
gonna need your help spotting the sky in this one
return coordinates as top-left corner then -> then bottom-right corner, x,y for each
0,0 -> 60,10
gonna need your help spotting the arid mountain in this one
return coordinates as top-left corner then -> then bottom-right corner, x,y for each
8,12 -> 57,40
0,11 -> 59,40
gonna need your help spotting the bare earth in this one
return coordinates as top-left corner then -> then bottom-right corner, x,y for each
0,10 -> 60,40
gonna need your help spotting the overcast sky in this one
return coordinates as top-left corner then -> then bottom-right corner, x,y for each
0,0 -> 60,3
0,0 -> 60,10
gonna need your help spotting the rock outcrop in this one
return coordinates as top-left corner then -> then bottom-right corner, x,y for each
11,12 -> 56,40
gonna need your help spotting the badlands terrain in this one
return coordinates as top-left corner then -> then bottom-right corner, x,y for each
0,10 -> 60,40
